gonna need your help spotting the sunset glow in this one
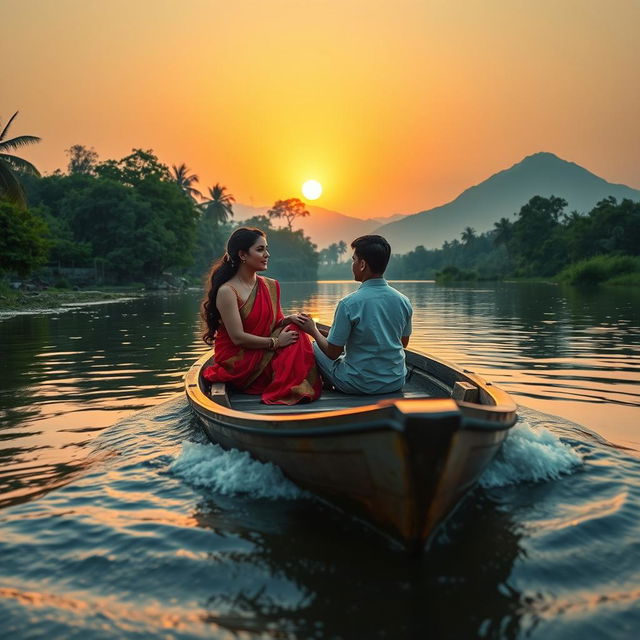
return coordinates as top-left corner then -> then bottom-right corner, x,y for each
3,0 -> 639,218
302,180 -> 322,200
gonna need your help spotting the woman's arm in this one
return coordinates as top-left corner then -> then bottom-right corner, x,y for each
217,287 -> 299,349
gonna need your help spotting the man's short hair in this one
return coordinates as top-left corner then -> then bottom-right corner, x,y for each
351,235 -> 391,274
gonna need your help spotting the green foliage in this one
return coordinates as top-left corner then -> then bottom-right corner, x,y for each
264,227 -> 318,280
558,255 -> 640,286
0,201 -> 50,276
223,216 -> 318,281
54,276 -> 71,289
0,111 -> 41,208
435,266 -> 477,283
606,272 -> 640,286
200,183 -> 235,224
21,149 -> 199,283
171,163 -> 202,202
190,219 -> 232,278
388,195 -> 639,287
319,240 -> 347,265
66,144 -> 99,175
506,195 -> 568,276
95,148 -> 170,186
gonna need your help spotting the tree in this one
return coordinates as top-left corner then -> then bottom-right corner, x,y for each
337,240 -> 347,260
66,144 -> 99,175
171,163 -> 202,202
492,217 -> 513,247
461,226 -> 477,246
267,197 -> 310,232
0,111 -> 41,208
201,183 -> 235,224
508,195 -> 568,275
0,201 -> 50,275
95,148 -> 170,186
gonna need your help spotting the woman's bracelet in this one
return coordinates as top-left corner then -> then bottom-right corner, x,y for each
268,336 -> 279,351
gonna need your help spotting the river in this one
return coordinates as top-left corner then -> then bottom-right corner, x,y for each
0,281 -> 638,638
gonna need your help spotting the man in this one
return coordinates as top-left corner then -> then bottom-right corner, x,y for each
294,235 -> 413,394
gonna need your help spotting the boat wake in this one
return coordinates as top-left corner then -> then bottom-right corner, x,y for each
167,403 -> 583,499
479,417 -> 583,488
169,440 -> 307,500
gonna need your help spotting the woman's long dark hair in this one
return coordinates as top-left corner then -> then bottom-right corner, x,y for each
201,227 -> 266,345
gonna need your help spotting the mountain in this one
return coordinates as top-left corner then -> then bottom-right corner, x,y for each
374,152 -> 640,253
232,203 -> 401,249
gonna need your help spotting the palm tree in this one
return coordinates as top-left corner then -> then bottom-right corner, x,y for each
461,226 -> 477,246
201,183 -> 235,224
171,163 -> 202,202
493,217 -> 513,246
0,111 -> 41,208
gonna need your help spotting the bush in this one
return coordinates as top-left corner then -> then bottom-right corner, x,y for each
558,254 -> 640,285
435,265 -> 477,283
54,277 -> 71,289
0,201 -> 50,276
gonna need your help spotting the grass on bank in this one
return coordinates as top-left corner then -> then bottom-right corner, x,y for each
557,255 -> 640,286
0,280 -> 146,312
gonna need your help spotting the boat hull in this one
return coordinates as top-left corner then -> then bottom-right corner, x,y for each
186,350 -> 516,550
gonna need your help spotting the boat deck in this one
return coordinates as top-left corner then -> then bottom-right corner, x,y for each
227,368 -> 451,415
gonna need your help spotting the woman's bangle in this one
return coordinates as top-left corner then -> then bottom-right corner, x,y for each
273,336 -> 279,350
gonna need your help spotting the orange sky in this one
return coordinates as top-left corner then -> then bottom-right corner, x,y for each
3,0 -> 639,218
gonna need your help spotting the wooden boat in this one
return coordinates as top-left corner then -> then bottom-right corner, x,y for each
185,334 -> 517,552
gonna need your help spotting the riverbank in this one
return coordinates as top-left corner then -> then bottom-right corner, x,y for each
0,285 -> 145,317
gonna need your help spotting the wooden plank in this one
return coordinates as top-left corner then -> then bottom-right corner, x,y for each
209,382 -> 230,407
452,381 -> 478,403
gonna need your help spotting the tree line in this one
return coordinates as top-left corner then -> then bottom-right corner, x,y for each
0,112 -> 318,283
385,195 -> 640,284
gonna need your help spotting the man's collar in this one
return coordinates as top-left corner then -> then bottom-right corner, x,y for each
359,277 -> 387,287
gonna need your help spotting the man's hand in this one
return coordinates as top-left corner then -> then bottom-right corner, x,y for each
290,313 -> 317,336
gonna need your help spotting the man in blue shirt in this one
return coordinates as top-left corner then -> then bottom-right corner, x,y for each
294,235 -> 413,394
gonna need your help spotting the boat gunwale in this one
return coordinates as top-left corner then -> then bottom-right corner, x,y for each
185,343 -> 518,432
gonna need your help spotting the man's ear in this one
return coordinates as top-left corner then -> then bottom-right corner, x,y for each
359,259 -> 366,272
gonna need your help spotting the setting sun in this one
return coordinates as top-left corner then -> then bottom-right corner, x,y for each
302,180 -> 322,201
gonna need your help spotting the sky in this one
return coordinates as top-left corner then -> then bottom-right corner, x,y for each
2,0 -> 639,218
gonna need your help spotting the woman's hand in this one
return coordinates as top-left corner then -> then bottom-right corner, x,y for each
277,328 -> 299,348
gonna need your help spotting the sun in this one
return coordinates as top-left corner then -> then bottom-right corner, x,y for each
302,179 -> 322,200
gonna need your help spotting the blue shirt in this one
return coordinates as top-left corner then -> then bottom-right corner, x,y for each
326,278 -> 413,394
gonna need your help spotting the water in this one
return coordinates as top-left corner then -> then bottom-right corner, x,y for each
1,282 -> 638,638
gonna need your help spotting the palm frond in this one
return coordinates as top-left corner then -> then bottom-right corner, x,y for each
0,161 -> 27,208
0,153 -> 41,176
0,111 -> 19,142
0,135 -> 42,152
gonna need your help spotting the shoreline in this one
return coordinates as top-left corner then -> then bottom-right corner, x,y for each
0,288 -> 146,320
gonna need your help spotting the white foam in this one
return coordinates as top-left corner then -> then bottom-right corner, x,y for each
169,441 -> 306,500
479,423 -> 582,488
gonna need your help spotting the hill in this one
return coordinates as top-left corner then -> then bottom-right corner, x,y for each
374,152 -> 640,253
232,203 -> 402,249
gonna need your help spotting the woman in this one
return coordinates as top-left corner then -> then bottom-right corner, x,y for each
201,227 -> 321,405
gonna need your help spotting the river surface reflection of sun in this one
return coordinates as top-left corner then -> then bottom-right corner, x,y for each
0,282 -> 638,639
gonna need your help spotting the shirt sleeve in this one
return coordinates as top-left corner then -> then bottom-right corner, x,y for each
327,300 -> 352,346
402,303 -> 413,337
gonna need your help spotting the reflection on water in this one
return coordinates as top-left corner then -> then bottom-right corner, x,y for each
0,399 -> 637,639
0,282 -> 638,509
0,282 -> 639,638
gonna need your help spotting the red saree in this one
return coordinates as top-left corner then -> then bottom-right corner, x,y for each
202,276 -> 321,405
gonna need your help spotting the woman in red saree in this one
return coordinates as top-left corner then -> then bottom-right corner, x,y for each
201,227 -> 321,405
